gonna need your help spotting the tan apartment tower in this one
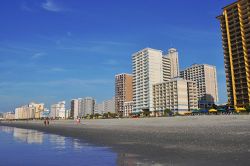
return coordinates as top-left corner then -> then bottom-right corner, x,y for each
180,64 -> 218,108
217,0 -> 250,107
115,73 -> 133,115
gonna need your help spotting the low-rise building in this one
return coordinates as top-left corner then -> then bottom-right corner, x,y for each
123,101 -> 134,117
50,101 -> 66,119
153,78 -> 198,113
3,112 -> 15,120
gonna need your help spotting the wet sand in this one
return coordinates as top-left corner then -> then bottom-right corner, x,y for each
1,115 -> 250,166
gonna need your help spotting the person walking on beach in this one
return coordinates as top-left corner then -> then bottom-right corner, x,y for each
46,118 -> 49,126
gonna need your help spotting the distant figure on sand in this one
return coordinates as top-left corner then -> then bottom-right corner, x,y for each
44,118 -> 49,126
76,117 -> 80,124
46,118 -> 49,125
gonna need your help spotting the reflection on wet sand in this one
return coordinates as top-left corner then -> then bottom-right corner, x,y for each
13,128 -> 44,144
49,135 -> 66,150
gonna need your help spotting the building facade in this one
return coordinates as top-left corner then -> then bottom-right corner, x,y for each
132,48 -> 164,113
82,97 -> 95,116
50,101 -> 66,119
153,78 -> 198,113
165,48 -> 180,78
132,48 -> 180,113
115,73 -> 133,115
14,102 -> 44,120
71,99 -> 80,119
180,64 -> 219,108
217,0 -> 250,107
123,101 -> 134,117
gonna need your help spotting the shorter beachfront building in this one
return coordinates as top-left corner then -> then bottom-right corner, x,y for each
153,78 -> 198,113
123,101 -> 133,117
14,102 -> 45,120
3,112 -> 15,120
50,101 -> 66,119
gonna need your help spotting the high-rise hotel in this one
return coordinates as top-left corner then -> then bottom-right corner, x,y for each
180,64 -> 218,108
132,48 -> 186,113
115,73 -> 133,115
217,0 -> 250,107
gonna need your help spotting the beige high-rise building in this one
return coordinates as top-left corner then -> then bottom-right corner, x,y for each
153,78 -> 198,113
217,0 -> 250,107
115,73 -> 133,115
180,64 -> 218,108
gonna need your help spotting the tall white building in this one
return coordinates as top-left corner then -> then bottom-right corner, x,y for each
103,97 -> 115,113
95,97 -> 115,114
180,64 -> 219,108
71,99 -> 81,119
165,48 -> 180,78
94,103 -> 104,114
82,97 -> 95,116
50,101 -> 66,119
132,47 -> 180,113
153,78 -> 198,113
132,48 -> 164,113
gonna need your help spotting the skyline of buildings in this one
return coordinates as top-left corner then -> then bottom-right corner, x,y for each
2,1 -> 249,118
95,97 -> 115,114
217,0 -> 250,108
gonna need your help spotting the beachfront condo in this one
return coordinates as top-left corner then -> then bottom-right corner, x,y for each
180,64 -> 219,108
217,0 -> 250,107
132,48 -> 180,113
115,73 -> 133,115
153,78 -> 198,113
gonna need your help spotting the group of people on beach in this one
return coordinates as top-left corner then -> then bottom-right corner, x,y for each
44,118 -> 49,126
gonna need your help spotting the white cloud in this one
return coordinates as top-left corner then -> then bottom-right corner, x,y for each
31,52 -> 45,59
41,0 -> 66,12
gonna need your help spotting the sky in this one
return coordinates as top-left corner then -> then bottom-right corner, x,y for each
0,0 -> 236,112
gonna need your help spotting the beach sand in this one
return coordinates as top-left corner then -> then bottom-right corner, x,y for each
1,115 -> 250,166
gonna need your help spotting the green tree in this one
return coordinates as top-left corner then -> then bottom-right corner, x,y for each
143,110 -> 150,117
164,109 -> 172,116
246,105 -> 250,113
103,113 -> 108,119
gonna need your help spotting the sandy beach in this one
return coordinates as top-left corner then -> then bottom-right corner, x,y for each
1,115 -> 250,166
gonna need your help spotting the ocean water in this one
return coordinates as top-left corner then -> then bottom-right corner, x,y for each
0,126 -> 117,166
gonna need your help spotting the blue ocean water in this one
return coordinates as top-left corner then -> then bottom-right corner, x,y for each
0,126 -> 117,166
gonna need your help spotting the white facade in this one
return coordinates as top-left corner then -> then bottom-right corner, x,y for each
132,48 -> 164,113
123,101 -> 134,117
50,101 -> 66,119
82,97 -> 95,116
94,103 -> 104,114
103,97 -> 115,113
153,78 -> 198,112
165,48 -> 180,78
14,104 -> 37,120
132,48 -> 180,113
180,64 -> 218,108
94,97 -> 115,114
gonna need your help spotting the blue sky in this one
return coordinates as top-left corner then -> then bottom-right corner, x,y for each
0,0 -> 235,111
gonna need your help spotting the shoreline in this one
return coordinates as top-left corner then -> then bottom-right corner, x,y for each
1,115 -> 250,165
